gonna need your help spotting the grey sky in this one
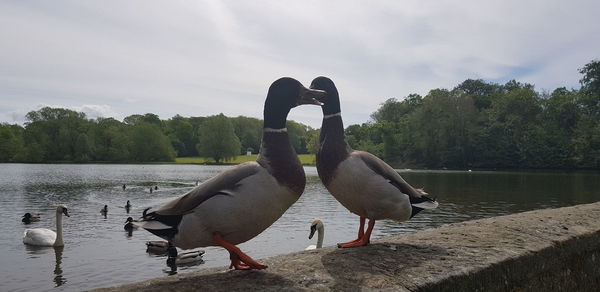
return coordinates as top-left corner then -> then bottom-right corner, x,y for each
1,0 -> 599,128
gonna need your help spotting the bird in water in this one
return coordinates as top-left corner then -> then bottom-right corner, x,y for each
166,242 -> 204,265
124,217 -> 138,231
305,218 -> 324,250
22,213 -> 41,224
23,205 -> 70,247
133,77 -> 325,269
310,76 -> 438,248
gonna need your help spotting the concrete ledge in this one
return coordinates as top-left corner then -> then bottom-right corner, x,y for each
92,202 -> 600,291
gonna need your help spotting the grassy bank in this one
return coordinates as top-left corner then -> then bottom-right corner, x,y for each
174,154 -> 316,165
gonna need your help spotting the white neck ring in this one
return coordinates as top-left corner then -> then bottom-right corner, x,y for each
264,128 -> 287,133
323,112 -> 341,119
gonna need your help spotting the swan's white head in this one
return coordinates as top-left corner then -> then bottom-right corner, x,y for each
56,204 -> 70,217
309,218 -> 323,239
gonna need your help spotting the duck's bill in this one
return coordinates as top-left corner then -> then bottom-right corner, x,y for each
63,211 -> 70,217
298,87 -> 326,106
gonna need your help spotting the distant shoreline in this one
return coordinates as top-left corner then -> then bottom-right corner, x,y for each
2,156 -> 599,172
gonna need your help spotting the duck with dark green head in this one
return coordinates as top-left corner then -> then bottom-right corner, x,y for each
135,77 -> 325,270
311,76 -> 438,248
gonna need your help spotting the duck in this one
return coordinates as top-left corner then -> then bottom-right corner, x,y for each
133,77 -> 325,270
125,200 -> 132,213
23,205 -> 70,247
305,218 -> 324,250
146,240 -> 169,253
166,242 -> 205,265
100,205 -> 108,214
124,217 -> 138,231
310,76 -> 438,248
22,213 -> 41,224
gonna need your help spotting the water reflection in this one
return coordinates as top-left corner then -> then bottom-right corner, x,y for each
53,246 -> 66,287
124,217 -> 137,238
24,245 -> 67,287
164,259 -> 178,275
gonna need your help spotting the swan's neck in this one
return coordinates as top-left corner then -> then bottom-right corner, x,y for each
54,212 -> 64,247
316,225 -> 324,249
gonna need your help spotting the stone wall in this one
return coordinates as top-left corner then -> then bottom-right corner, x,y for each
91,202 -> 600,291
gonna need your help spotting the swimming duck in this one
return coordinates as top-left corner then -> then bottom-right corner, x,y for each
125,200 -> 131,213
305,218 -> 324,250
146,240 -> 170,253
124,217 -> 138,231
100,205 -> 108,214
134,77 -> 325,270
22,213 -> 41,224
23,205 -> 70,247
166,242 -> 205,265
310,76 -> 438,248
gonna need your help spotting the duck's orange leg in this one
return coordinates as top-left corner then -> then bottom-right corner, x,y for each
338,217 -> 375,248
358,216 -> 365,238
336,216 -> 365,247
213,233 -> 267,270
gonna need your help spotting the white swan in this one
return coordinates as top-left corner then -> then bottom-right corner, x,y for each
23,205 -> 70,247
305,218 -> 324,250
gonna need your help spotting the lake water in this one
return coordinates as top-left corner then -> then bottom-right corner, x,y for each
1,164 -> 599,291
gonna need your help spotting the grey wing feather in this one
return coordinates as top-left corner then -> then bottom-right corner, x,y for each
354,151 -> 424,199
154,162 -> 262,216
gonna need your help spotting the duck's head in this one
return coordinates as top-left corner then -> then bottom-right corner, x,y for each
125,217 -> 134,223
263,77 -> 326,129
310,76 -> 340,116
56,204 -> 70,217
309,218 -> 323,239
23,213 -> 32,219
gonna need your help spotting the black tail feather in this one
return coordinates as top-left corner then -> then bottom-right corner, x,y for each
140,208 -> 183,240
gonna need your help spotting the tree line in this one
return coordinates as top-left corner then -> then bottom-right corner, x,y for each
0,110 -> 313,163
345,60 -> 599,169
1,60 -> 598,168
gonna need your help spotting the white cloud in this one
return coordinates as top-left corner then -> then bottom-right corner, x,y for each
0,0 -> 599,127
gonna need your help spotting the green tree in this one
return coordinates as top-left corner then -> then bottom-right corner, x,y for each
232,116 -> 262,155
455,79 -> 502,110
0,124 -> 24,162
74,133 -> 92,162
166,115 -> 196,157
484,87 -> 541,168
306,129 -> 320,154
23,107 -> 90,161
579,59 -> 600,98
371,94 -> 422,123
287,121 -> 311,154
89,117 -> 130,162
197,114 -> 241,163
129,123 -> 175,162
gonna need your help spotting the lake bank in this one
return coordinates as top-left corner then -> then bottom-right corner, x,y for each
90,201 -> 600,291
